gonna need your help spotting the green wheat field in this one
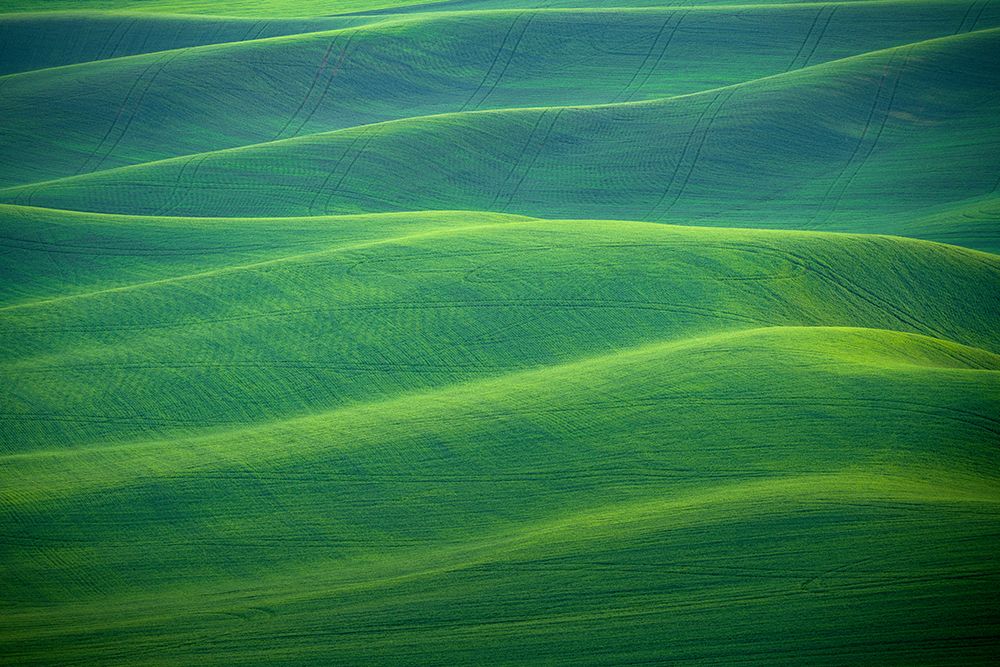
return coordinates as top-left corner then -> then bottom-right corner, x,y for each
2,0 -> 999,664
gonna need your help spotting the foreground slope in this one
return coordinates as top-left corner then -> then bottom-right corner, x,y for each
3,324 -> 999,664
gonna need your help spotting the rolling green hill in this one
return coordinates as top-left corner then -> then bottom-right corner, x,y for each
0,13 -> 380,76
5,2 -> 995,188
3,20 -> 998,250
0,0 -> 895,17
2,0 -> 999,664
3,206 -> 1000,453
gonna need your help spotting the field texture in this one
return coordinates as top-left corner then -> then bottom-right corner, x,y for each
2,1 -> 1000,665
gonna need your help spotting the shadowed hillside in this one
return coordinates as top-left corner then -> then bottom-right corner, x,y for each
4,26 -> 997,251
4,2 -> 995,187
0,13 -> 378,75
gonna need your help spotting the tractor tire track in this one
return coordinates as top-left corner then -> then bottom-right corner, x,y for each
239,20 -> 261,43
807,48 -> 901,228
610,14 -> 676,104
316,127 -> 380,215
459,12 -> 526,112
273,37 -> 340,141
661,88 -> 737,214
253,21 -> 272,41
98,18 -> 131,62
969,0 -> 990,31
643,91 -> 724,221
623,11 -> 689,103
306,129 -> 369,215
473,13 -> 537,109
813,48 -> 912,228
488,110 -> 550,210
830,48 -> 914,203
502,109 -> 564,211
81,48 -> 188,175
90,47 -> 188,171
289,32 -> 359,138
646,88 -> 736,221
955,0 -> 982,33
154,152 -> 211,217
800,6 -> 838,68
74,50 -> 173,176
785,6 -> 827,72
787,6 -> 837,72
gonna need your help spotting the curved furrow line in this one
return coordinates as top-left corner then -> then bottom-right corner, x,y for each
4,326 -> 997,465
0,17 -> 395,84
0,297 -> 772,338
4,28 -> 991,199
3,6 -> 1000,666
764,241 -> 951,341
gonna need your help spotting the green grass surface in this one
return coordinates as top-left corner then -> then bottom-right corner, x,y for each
2,12 -> 997,250
5,2 -> 995,186
0,13 -> 381,76
0,0 -> 872,18
2,0 -> 999,664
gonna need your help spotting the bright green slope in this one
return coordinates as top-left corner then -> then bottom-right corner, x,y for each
4,206 -> 1000,451
2,0 -> 1000,664
2,206 -> 1000,663
3,323 -> 1000,663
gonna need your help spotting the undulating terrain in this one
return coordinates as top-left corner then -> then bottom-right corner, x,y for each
1,1 -> 999,664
